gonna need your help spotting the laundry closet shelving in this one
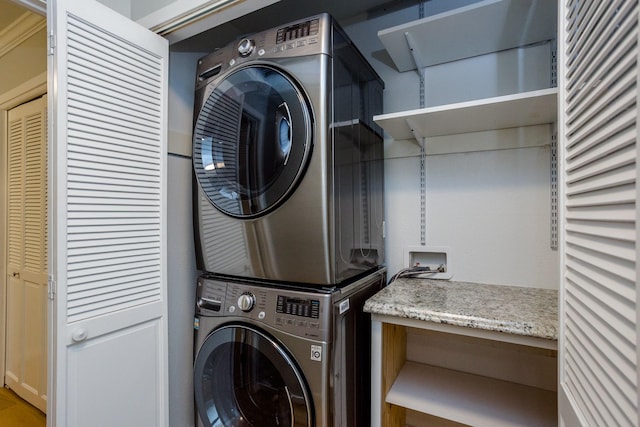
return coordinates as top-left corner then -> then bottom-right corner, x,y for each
373,0 -> 558,139
370,1 -> 559,426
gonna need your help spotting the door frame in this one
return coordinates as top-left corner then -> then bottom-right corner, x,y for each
0,71 -> 47,385
9,0 -> 46,16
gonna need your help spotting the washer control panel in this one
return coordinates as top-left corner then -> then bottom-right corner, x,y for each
196,276 -> 331,340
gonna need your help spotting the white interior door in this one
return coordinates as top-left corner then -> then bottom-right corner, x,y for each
558,0 -> 639,425
6,94 -> 48,413
47,1 -> 169,426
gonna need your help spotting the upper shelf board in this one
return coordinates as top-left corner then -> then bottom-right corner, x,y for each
379,0 -> 558,72
373,88 -> 558,140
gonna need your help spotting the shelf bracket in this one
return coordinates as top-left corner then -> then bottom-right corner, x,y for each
405,117 -> 425,149
404,31 -> 426,75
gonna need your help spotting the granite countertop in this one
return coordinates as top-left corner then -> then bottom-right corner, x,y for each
364,278 -> 558,340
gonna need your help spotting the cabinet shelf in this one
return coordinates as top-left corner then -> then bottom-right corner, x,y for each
378,0 -> 557,72
373,87 -> 557,140
388,361 -> 557,427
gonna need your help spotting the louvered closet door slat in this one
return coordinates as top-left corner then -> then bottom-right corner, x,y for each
567,40 -> 636,126
68,17 -> 161,73
64,12 -> 164,324
69,90 -> 160,128
565,1 -> 602,73
566,203 -> 635,222
67,68 -> 160,113
567,0 -> 633,84
7,120 -> 23,269
567,92 -> 635,154
67,45 -> 161,94
565,244 -> 635,282
23,111 -> 47,274
566,220 -> 635,242
69,85 -> 159,120
567,162 -> 635,195
561,0 -> 639,425
567,126 -> 635,174
568,141 -> 635,182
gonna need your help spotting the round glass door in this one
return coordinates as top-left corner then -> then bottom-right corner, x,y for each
193,65 -> 313,218
194,324 -> 313,427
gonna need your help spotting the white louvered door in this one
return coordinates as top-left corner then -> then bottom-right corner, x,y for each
48,1 -> 169,426
6,95 -> 48,413
559,0 -> 639,426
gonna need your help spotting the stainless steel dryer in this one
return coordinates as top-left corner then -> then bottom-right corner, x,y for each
192,13 -> 385,286
193,268 -> 385,427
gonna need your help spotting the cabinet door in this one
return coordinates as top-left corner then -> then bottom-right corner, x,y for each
48,1 -> 169,426
6,95 -> 48,413
559,0 -> 639,425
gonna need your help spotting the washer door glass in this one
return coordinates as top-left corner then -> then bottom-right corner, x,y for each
194,325 -> 312,427
193,66 -> 312,218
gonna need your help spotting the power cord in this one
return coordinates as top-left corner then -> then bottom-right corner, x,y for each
388,264 -> 445,284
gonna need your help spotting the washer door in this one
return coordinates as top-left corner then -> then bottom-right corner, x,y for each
193,65 -> 312,218
194,324 -> 313,427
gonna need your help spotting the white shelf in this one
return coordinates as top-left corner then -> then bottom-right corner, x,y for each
378,0 -> 557,72
387,362 -> 557,427
374,87 -> 557,140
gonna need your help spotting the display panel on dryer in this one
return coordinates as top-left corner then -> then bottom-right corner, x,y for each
276,295 -> 320,318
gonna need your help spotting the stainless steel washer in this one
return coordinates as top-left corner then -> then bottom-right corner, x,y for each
192,13 -> 385,286
193,268 -> 385,427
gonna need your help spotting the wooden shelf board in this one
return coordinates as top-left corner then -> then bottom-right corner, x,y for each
374,88 -> 557,140
372,314 -> 558,350
387,362 -> 557,427
378,0 -> 557,72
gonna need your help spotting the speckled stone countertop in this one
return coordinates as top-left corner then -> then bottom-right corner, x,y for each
364,278 -> 558,340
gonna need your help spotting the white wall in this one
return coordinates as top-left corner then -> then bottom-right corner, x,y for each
0,28 -> 46,96
166,51 -> 202,427
166,154 -> 197,427
343,1 -> 559,288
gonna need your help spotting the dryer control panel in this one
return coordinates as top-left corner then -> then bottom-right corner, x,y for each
194,13 -> 332,91
196,276 -> 332,341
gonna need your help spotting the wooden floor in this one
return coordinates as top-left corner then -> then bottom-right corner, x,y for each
0,387 -> 45,427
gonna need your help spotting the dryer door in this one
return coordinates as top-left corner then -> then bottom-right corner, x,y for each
193,65 -> 312,219
194,324 -> 312,427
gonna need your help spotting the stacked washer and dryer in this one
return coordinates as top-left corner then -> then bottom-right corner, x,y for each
191,13 -> 385,427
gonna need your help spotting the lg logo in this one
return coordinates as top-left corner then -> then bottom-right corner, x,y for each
310,345 -> 322,361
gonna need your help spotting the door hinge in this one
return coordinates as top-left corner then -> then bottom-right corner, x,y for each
47,32 -> 55,56
48,275 -> 56,300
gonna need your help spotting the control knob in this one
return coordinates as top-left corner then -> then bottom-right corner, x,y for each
237,292 -> 256,312
238,38 -> 255,57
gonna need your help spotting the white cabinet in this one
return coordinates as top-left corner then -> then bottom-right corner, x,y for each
366,279 -> 558,427
373,320 -> 558,427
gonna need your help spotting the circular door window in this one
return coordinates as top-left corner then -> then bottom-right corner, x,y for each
193,65 -> 313,218
194,324 -> 313,427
